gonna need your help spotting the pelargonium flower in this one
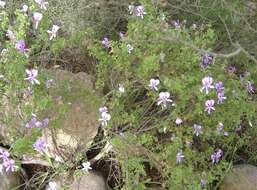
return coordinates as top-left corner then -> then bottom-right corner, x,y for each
157,92 -> 173,108
200,53 -> 213,69
21,4 -> 28,12
47,25 -> 60,40
175,118 -> 183,125
211,149 -> 223,164
0,1 -> 6,8
101,37 -> 110,48
0,149 -> 10,161
126,44 -> 133,54
135,5 -> 146,19
3,159 -> 15,172
32,12 -> 43,29
246,81 -> 255,94
205,99 -> 215,114
193,124 -> 203,136
148,78 -> 160,91
81,161 -> 92,172
25,69 -> 40,85
15,40 -> 29,53
47,181 -> 58,190
99,112 -> 111,126
35,0 -> 48,10
119,32 -> 125,39
33,138 -> 46,152
99,106 -> 108,114
118,84 -> 125,93
217,92 -> 227,104
215,81 -> 224,92
200,76 -> 214,94
6,29 -> 15,40
128,5 -> 134,15
176,150 -> 184,163
25,117 -> 37,128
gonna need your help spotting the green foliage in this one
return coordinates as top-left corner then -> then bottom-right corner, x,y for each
87,1 -> 257,189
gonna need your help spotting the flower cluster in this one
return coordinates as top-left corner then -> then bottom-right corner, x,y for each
200,53 -> 213,69
25,69 -> 40,85
98,106 -> 111,126
25,115 -> 49,129
201,77 -> 226,114
0,149 -> 16,173
211,149 -> 223,164
33,138 -> 46,153
128,5 -> 147,19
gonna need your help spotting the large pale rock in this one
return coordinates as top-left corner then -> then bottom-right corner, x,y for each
70,172 -> 106,190
0,171 -> 20,190
41,70 -> 101,162
223,164 -> 257,190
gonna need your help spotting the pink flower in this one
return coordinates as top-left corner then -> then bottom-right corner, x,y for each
135,5 -> 146,19
25,69 -> 40,85
157,92 -> 173,108
35,0 -> 48,10
47,25 -> 60,40
148,78 -> 160,91
32,12 -> 43,29
205,99 -> 215,114
200,76 -> 214,94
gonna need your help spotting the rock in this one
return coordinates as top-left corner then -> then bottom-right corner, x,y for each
41,69 -> 101,162
0,171 -> 20,190
70,172 -> 106,190
223,164 -> 257,190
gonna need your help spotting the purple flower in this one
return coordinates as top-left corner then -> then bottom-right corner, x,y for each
35,0 -> 48,10
200,76 -> 214,94
25,117 -> 37,128
217,92 -> 227,104
25,69 -> 40,85
99,112 -> 111,126
215,81 -> 224,92
42,118 -> 49,127
0,149 -> 10,161
176,150 -> 185,163
157,92 -> 173,108
15,40 -> 29,53
200,53 -> 213,68
32,12 -> 43,29
148,78 -> 160,91
33,138 -> 46,152
47,25 -> 59,40
135,5 -> 146,19
246,81 -> 255,94
3,159 -> 15,172
205,100 -> 215,114
216,122 -> 224,134
193,124 -> 203,136
101,37 -> 110,48
211,149 -> 223,164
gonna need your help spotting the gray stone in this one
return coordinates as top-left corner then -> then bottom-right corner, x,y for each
223,164 -> 257,190
0,171 -> 20,190
70,172 -> 106,190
